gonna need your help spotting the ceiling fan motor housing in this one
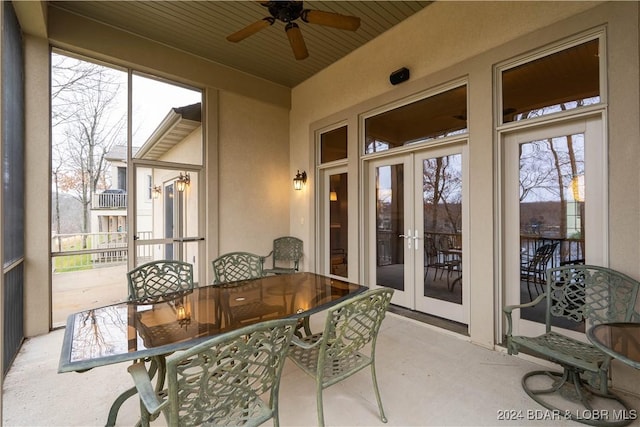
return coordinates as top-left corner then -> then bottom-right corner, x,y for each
267,1 -> 304,23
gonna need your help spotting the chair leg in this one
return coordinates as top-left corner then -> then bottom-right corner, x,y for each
370,362 -> 388,423
317,380 -> 325,427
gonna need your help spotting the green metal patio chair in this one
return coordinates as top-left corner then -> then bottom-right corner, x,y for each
262,236 -> 303,275
504,264 -> 640,426
288,287 -> 394,426
127,260 -> 194,303
212,252 -> 285,328
128,318 -> 298,427
212,251 -> 264,284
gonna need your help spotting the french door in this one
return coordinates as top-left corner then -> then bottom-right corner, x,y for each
367,144 -> 468,324
503,116 -> 605,339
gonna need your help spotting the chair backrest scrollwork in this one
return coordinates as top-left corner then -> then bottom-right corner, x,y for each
212,251 -> 264,284
165,319 -> 297,426
546,265 -> 640,331
127,260 -> 194,303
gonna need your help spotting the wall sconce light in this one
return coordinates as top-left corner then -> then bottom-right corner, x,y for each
293,170 -> 307,190
330,191 -> 338,201
152,185 -> 162,199
176,172 -> 190,192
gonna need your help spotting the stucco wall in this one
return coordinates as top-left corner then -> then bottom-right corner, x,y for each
23,35 -> 51,337
217,91 -> 291,256
290,1 -> 639,350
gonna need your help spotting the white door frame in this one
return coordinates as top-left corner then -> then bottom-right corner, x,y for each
502,114 -> 606,340
365,141 -> 469,324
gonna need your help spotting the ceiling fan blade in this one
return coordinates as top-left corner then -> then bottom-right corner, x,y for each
301,9 -> 361,31
285,23 -> 308,60
227,17 -> 274,42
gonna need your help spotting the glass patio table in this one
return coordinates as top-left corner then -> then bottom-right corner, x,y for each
58,272 -> 366,426
587,322 -> 640,370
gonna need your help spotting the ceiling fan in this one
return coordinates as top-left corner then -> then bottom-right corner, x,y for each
227,1 -> 361,60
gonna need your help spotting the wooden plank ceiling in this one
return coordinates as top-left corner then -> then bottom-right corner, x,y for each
49,1 -> 431,87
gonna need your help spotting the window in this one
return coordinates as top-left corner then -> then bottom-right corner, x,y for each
501,38 -> 600,123
329,172 -> 348,277
364,85 -> 467,154
117,166 -> 127,190
320,126 -> 347,163
147,175 -> 153,199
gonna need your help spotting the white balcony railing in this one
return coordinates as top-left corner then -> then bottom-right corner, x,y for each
91,191 -> 127,209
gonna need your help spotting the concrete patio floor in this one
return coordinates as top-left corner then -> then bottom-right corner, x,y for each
3,312 -> 639,426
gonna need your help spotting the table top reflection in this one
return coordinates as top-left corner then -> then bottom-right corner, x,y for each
587,322 -> 640,369
59,272 -> 366,373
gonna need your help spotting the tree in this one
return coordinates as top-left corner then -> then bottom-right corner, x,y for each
422,155 -> 462,234
51,53 -> 126,243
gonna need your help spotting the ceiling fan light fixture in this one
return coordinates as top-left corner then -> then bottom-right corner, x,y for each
267,1 -> 303,23
227,1 -> 361,60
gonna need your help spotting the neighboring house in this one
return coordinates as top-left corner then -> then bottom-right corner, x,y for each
90,103 -> 202,268
90,144 -> 130,236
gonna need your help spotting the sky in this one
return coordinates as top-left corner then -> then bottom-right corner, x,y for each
132,74 -> 202,147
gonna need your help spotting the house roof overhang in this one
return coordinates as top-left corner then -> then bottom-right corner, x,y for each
135,103 -> 202,161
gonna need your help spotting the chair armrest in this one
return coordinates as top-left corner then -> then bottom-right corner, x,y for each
291,334 -> 323,350
504,293 -> 546,315
503,293 -> 546,339
261,251 -> 274,267
127,362 -> 168,415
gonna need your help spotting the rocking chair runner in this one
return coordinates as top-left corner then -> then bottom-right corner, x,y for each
504,265 -> 640,427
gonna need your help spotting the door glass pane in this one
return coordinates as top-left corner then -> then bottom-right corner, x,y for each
519,133 -> 585,331
376,165 -> 404,291
329,173 -> 348,277
423,154 -> 463,305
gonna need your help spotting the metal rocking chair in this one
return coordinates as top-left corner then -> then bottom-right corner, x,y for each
504,264 -> 640,426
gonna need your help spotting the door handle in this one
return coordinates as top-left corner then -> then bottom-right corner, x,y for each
398,229 -> 412,249
413,229 -> 421,250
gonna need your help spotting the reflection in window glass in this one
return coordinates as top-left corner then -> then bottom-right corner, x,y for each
321,126 -> 348,163
518,133 -> 585,331
502,39 -> 600,123
423,154 -> 463,305
375,164 -> 405,291
329,173 -> 348,277
365,86 -> 467,154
